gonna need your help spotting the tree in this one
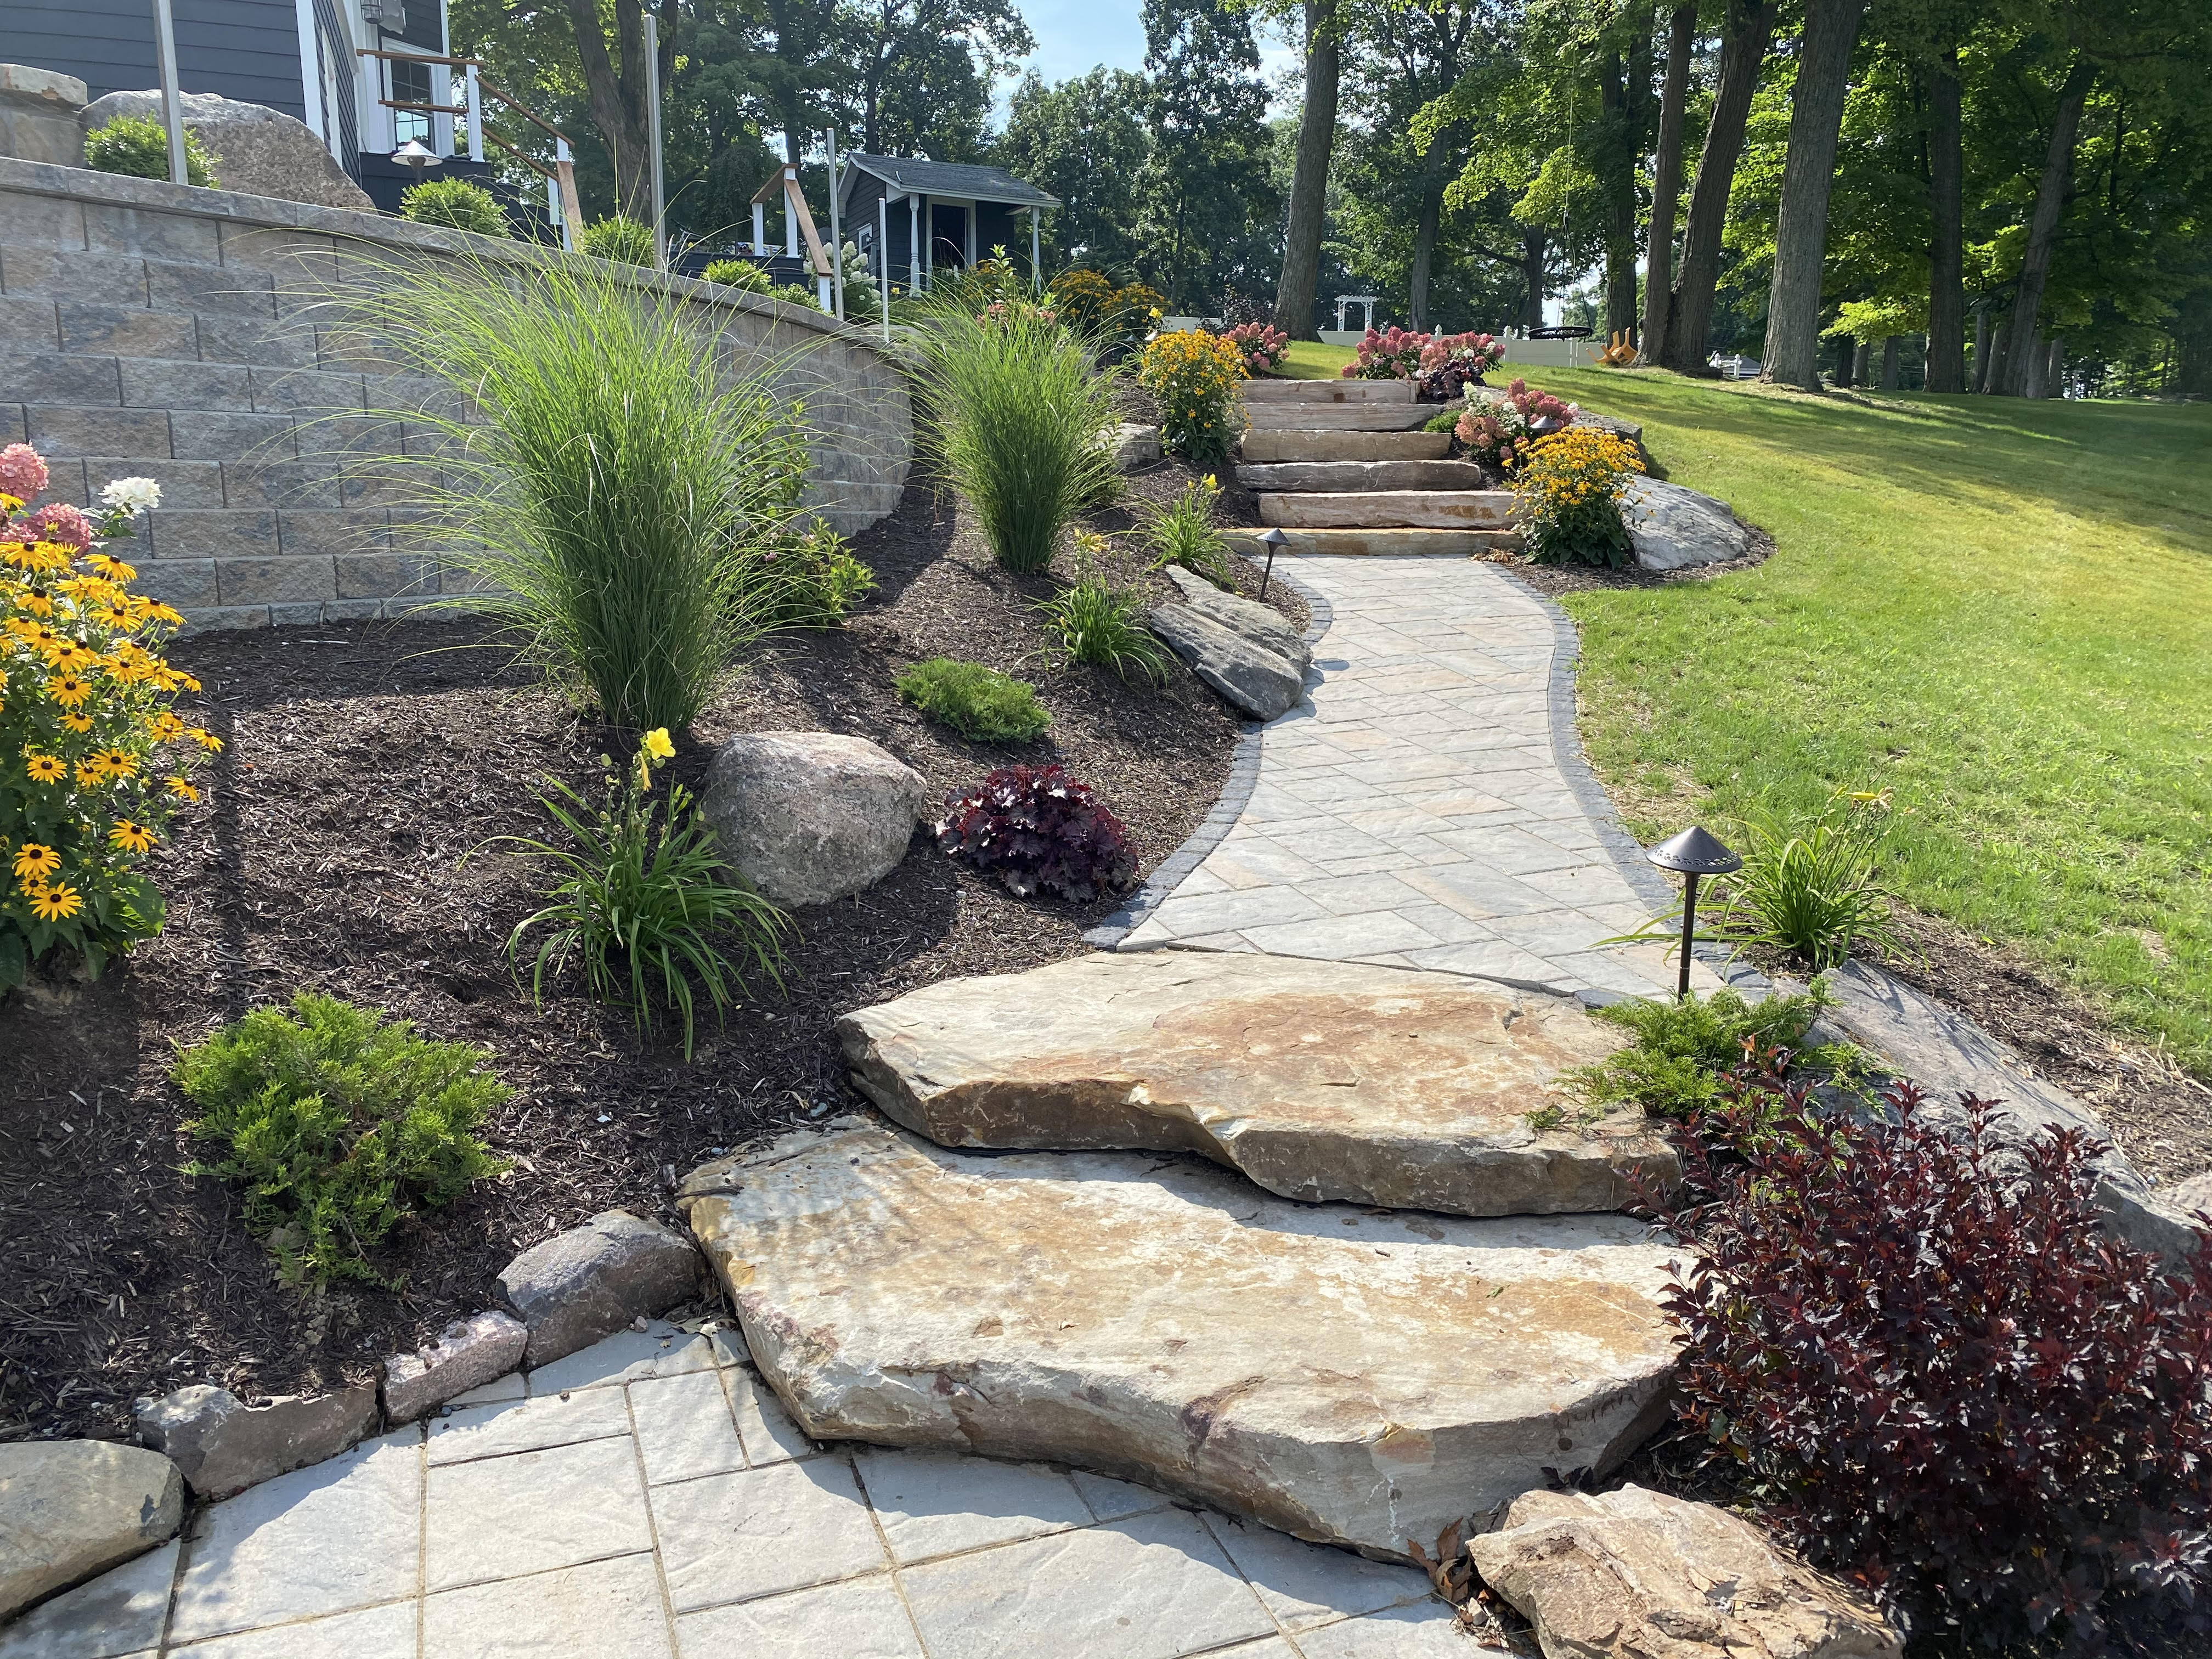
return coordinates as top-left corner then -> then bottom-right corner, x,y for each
1759,0 -> 1869,388
855,0 -> 1034,161
1925,45 -> 1967,390
1273,0 -> 1343,337
560,0 -> 680,219
1638,3 -> 1694,363
1594,3 -> 1656,343
1996,55 -> 2092,394
1664,0 -> 1780,371
1138,0 -> 1282,309
995,69 -> 1151,271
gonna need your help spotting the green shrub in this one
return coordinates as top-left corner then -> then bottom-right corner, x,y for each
1138,478 -> 1233,588
1423,407 -> 1462,434
895,658 -> 1051,741
338,247 -> 814,730
748,523 -> 876,627
702,257 -> 772,292
175,993 -> 507,1286
1566,985 -> 1837,1121
582,214 -> 656,264
400,177 -> 508,238
1717,791 -> 1910,969
83,115 -> 217,188
493,732 -> 786,1059
772,281 -> 823,311
907,276 -> 1123,574
1036,557 -> 1171,686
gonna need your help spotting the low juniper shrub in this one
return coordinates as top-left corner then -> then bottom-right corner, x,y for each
1650,1047 -> 2212,1654
1568,984 -> 1836,1121
895,658 -> 1051,742
935,764 -> 1137,900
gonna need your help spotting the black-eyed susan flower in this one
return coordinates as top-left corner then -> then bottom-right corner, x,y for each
165,775 -> 199,803
74,762 -> 105,787
12,842 -> 60,883
29,883 -> 83,922
48,672 -> 92,707
188,727 -> 223,752
109,819 -> 155,854
94,748 -> 137,778
60,712 -> 92,733
147,711 -> 186,741
22,751 -> 65,785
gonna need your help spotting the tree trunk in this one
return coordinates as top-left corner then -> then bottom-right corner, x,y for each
1272,0 -> 1340,339
1999,58 -> 2093,396
1598,24 -> 1648,345
1983,316 -> 2007,394
566,0 -> 670,219
1520,228 -> 1548,331
1834,336 -> 1853,387
1639,3 -> 1695,365
2044,336 -> 2064,398
2021,326 -> 2045,398
1759,0 -> 1867,389
1664,0 -> 1780,373
1925,48 -> 1966,391
1880,335 -> 1899,389
1409,183 -> 1442,331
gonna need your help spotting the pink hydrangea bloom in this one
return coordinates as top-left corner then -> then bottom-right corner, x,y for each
0,442 -> 49,503
24,500 -> 94,550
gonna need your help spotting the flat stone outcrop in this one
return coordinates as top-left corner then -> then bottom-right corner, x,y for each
1621,478 -> 1754,572
698,732 -> 927,909
1149,604 -> 1304,721
1163,565 -> 1312,674
1470,1485 -> 1901,1659
838,952 -> 1671,1217
0,1441 -> 184,1620
498,1209 -> 702,1365
1258,490 -> 1515,529
133,1383 -> 377,1499
678,1116 -> 1682,1560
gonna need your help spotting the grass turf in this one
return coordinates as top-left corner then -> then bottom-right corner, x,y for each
1528,369 -> 2212,1071
1271,340 -> 1357,379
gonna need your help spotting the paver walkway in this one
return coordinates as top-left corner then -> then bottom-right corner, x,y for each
4,1323 -> 1466,1659
1119,554 -> 1708,1000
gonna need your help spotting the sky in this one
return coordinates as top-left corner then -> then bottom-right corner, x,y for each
1005,0 -> 1300,103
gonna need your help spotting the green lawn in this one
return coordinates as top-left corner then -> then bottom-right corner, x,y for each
1271,340 -> 1357,379
1526,370 -> 2212,1070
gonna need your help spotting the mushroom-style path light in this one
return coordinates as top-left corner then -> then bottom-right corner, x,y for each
1645,825 -> 1741,1000
392,138 -> 442,184
1256,526 -> 1288,600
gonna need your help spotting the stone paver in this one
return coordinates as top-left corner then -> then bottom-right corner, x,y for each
10,1324 -> 1462,1658
1119,554 -> 1716,998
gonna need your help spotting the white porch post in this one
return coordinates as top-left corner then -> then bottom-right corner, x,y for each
783,169 -> 799,259
752,201 -> 766,255
1030,206 -> 1041,291
910,194 -> 922,292
464,65 -> 484,162
923,197 -> 933,289
964,201 -> 975,266
879,194 -> 891,340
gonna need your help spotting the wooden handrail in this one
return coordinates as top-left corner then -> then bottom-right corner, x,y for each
356,47 -> 487,68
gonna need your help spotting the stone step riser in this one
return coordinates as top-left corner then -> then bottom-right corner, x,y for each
1238,460 -> 1489,493
1242,378 -> 1413,404
1239,429 -> 1453,463
1244,404 -> 1437,433
1226,527 -> 1521,556
1259,490 -> 1516,529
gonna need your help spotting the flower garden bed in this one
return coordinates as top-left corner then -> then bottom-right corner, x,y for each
0,465 -> 1295,1445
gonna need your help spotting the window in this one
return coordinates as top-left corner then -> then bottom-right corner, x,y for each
390,57 -> 431,144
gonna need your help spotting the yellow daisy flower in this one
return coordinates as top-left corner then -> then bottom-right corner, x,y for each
188,727 -> 223,752
49,673 -> 93,707
12,842 -> 61,883
60,712 -> 92,733
29,883 -> 83,922
22,751 -> 66,785
109,819 -> 156,854
165,775 -> 200,803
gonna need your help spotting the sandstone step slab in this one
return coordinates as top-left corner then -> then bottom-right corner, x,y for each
1238,460 -> 1491,493
1244,404 -> 1437,433
1259,490 -> 1516,530
837,952 -> 1672,1217
1243,378 -> 1415,404
1226,527 -> 1520,556
678,1116 -> 1683,1561
1240,430 -> 1453,464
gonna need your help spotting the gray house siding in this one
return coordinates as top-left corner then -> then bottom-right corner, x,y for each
13,0 -> 307,120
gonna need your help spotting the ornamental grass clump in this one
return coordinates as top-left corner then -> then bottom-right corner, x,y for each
936,764 -> 1136,900
1137,477 -> 1233,588
1137,329 -> 1247,465
1035,549 -> 1170,687
2,448 -> 208,989
338,249 -> 813,731
907,277 -> 1122,575
1714,790 -> 1909,969
1512,424 -> 1644,567
175,992 -> 509,1287
1652,1047 -> 2212,1653
489,731 -> 786,1059
895,658 -> 1051,742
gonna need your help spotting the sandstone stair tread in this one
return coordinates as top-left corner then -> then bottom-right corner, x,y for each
1224,527 -> 1520,555
1241,430 -> 1451,463
1243,379 -> 1414,404
1258,490 -> 1515,530
1244,404 -> 1437,433
678,1115 -> 1681,1560
1237,460 -> 1491,493
837,952 -> 1671,1217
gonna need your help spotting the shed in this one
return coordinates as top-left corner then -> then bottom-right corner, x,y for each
838,153 -> 1058,295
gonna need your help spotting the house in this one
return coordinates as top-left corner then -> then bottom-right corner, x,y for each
838,154 -> 1058,293
6,0 -> 480,200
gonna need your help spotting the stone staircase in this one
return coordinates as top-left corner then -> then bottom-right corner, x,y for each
1229,377 -> 1518,557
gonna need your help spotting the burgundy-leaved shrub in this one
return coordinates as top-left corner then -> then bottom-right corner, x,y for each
1650,1049 -> 2212,1653
934,764 -> 1137,901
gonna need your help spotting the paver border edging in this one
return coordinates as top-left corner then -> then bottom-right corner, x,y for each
1084,569 -> 1333,949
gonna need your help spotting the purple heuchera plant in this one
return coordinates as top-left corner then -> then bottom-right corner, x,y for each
935,764 -> 1137,901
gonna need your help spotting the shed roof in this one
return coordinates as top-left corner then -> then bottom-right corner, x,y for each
843,154 -> 1058,209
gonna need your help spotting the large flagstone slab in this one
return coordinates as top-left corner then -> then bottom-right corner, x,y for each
837,952 -> 1672,1217
678,1117 -> 1683,1561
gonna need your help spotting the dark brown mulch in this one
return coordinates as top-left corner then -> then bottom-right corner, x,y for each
0,466 -> 1299,1446
1503,522 -> 1777,598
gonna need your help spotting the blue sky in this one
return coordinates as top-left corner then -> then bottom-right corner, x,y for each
1006,0 -> 1299,102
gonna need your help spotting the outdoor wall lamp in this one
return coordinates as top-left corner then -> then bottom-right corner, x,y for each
1644,825 -> 1741,999
1256,526 -> 1288,600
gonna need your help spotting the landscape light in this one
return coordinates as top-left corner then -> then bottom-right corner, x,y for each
1256,526 -> 1288,600
391,139 -> 441,182
1644,825 -> 1741,1000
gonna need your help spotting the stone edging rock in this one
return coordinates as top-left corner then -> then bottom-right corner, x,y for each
1085,568 -> 1332,949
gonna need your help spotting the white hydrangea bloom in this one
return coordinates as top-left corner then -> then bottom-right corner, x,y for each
99,476 -> 162,515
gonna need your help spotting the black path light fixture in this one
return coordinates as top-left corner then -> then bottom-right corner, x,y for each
1645,825 -> 1741,999
391,138 -> 442,185
1256,526 -> 1288,600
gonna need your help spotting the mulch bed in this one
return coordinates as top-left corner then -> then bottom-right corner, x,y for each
0,462 -> 1298,1446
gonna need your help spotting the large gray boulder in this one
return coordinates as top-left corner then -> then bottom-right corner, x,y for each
1163,564 -> 1312,674
0,1441 -> 184,1620
698,731 -> 927,909
498,1209 -> 702,1367
679,1116 -> 1681,1561
1821,961 -> 2206,1266
838,951 -> 1673,1217
1621,477 -> 1756,572
1149,603 -> 1303,721
1470,1485 -> 1901,1659
82,91 -> 375,212
0,64 -> 88,168
132,1383 -> 377,1499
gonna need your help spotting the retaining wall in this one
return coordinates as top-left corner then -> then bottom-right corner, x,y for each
0,155 -> 912,630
